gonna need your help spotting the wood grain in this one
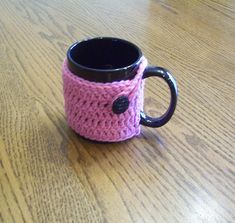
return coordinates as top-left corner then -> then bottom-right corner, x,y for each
0,0 -> 235,222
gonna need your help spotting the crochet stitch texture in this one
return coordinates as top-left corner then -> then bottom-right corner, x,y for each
62,57 -> 147,142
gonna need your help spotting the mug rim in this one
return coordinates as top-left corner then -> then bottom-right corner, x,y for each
67,37 -> 143,73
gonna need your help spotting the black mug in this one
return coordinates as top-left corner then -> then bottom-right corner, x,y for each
66,37 -> 178,128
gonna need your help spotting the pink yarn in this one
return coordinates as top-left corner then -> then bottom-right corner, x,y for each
62,57 -> 148,142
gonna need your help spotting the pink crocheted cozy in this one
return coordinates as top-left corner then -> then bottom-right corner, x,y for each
62,57 -> 148,142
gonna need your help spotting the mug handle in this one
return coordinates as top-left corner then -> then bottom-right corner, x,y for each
140,66 -> 178,128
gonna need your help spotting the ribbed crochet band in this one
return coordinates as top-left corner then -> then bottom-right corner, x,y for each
62,57 -> 148,142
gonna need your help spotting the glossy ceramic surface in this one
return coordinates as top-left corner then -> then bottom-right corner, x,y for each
67,37 -> 142,83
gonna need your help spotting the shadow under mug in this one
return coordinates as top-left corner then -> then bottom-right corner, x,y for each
67,37 -> 178,128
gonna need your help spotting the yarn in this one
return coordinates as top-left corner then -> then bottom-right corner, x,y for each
62,57 -> 147,142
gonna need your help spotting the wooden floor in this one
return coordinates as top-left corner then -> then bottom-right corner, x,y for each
0,0 -> 235,222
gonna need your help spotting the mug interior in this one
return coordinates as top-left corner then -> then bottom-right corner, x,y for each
69,38 -> 141,70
